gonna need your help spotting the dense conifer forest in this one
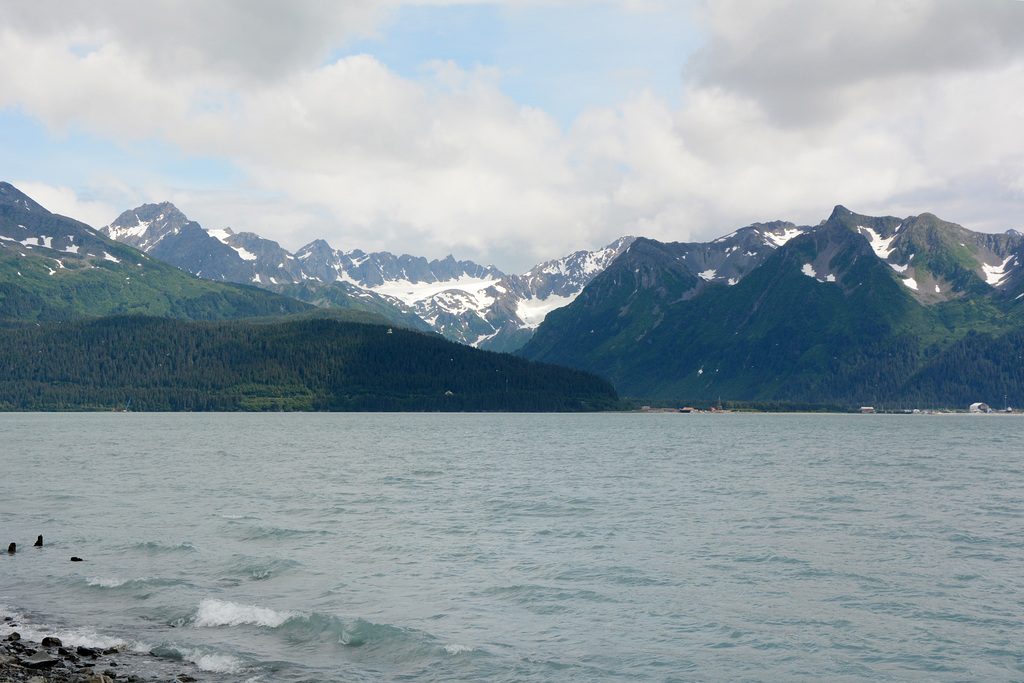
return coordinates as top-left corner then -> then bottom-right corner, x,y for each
0,316 -> 620,412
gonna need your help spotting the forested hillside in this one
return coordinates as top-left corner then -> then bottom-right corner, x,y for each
0,316 -> 619,412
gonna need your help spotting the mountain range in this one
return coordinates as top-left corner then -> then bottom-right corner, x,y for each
0,181 -> 620,412
101,203 -> 635,352
519,206 -> 1024,408
0,182 -> 312,321
5,178 -> 1023,409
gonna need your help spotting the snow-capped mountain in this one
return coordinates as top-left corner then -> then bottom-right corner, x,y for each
102,203 -> 634,350
293,236 -> 637,350
2,182 -> 134,264
0,182 -> 312,321
520,205 -> 1024,405
841,209 -> 1024,302
670,221 -> 810,287
103,202 -> 306,285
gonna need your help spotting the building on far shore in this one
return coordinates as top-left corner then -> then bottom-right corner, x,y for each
860,406 -> 875,413
969,402 -> 991,413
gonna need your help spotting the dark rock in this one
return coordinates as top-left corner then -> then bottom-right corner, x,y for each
103,667 -> 118,677
177,676 -> 198,682
71,557 -> 84,562
21,650 -> 60,668
102,647 -> 119,655
7,542 -> 14,553
77,645 -> 98,658
34,535 -> 43,547
5,632 -> 20,641
41,636 -> 62,647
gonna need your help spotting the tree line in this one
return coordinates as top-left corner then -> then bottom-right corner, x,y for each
0,315 -> 620,412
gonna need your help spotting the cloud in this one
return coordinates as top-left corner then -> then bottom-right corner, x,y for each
13,181 -> 121,229
0,1 -> 384,84
688,0 -> 1024,126
2,0 -> 1024,273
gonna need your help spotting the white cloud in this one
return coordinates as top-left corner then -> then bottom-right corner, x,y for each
0,1 -> 384,85
3,0 -> 1024,273
13,182 -> 121,229
689,0 -> 1024,126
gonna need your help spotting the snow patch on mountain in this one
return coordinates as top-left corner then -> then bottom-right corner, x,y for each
802,262 -> 836,283
371,275 -> 500,309
208,228 -> 257,261
107,217 -> 151,242
517,294 -> 576,329
982,255 -> 1016,286
858,226 -> 897,260
764,227 -> 804,246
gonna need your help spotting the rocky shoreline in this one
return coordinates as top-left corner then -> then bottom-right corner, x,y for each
1,624 -> 197,683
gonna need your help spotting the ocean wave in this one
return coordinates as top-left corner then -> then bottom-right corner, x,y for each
223,555 -> 302,582
187,600 -> 476,663
193,598 -> 297,628
150,644 -> 247,674
130,541 -> 198,554
279,611 -> 482,666
226,523 -> 333,542
87,576 -> 134,588
83,576 -> 192,592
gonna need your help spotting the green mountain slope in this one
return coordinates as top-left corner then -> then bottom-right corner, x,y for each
0,182 -> 312,321
0,316 -> 620,412
520,207 -> 1024,408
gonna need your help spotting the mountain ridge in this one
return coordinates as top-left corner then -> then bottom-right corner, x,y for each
0,182 -> 313,321
102,202 -> 635,350
519,205 -> 1024,408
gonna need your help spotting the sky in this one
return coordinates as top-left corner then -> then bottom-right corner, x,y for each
3,0 -> 1024,273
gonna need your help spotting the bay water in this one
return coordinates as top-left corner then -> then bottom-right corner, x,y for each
2,412 -> 1023,681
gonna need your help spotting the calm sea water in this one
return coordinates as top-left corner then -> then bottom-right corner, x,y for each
2,413 -> 1023,682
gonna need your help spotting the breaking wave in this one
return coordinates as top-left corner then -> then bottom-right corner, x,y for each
149,644 -> 248,674
193,598 -> 297,628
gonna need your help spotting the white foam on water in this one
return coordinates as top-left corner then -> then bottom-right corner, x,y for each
445,643 -> 473,654
193,598 -> 296,628
87,576 -> 132,588
191,651 -> 247,673
0,605 -> 128,651
155,644 -> 247,674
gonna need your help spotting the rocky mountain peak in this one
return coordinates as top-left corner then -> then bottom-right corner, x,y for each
0,182 -> 47,213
